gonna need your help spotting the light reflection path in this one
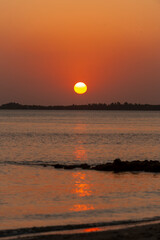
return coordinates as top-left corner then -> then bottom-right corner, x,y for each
70,171 -> 94,212
73,123 -> 87,162
72,172 -> 92,197
74,147 -> 86,161
73,123 -> 88,162
71,123 -> 94,212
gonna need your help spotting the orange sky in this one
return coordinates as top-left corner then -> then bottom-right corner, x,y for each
0,0 -> 160,105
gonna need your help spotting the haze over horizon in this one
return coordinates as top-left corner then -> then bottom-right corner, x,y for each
0,0 -> 160,105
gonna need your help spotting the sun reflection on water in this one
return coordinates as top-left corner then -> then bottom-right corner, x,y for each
72,172 -> 92,197
70,123 -> 94,212
74,147 -> 87,161
70,171 -> 94,212
84,227 -> 101,232
70,204 -> 94,212
74,123 -> 88,162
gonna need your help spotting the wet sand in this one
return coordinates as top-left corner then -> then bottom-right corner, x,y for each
11,222 -> 160,240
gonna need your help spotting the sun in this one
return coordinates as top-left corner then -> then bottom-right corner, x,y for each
74,82 -> 87,94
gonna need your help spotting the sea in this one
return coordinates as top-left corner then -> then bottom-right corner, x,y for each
1,110 -> 160,235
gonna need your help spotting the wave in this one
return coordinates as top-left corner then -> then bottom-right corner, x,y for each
1,216 -> 160,238
0,160 -> 57,167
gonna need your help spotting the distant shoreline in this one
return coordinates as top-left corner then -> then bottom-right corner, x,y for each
1,102 -> 160,110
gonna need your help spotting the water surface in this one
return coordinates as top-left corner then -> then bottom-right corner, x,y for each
0,110 -> 160,165
0,110 -> 160,231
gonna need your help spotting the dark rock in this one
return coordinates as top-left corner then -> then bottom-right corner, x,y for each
113,158 -> 122,165
54,164 -> 64,169
80,164 -> 90,169
64,165 -> 77,169
92,163 -> 113,171
52,159 -> 160,173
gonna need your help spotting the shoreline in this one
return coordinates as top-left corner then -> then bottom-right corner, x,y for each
2,222 -> 160,240
1,218 -> 160,240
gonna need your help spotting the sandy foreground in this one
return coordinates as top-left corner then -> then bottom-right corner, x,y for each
10,222 -> 160,240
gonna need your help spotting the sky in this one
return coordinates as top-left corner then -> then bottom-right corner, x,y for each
0,0 -> 160,105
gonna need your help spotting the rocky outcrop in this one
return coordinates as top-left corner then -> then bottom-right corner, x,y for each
51,159 -> 160,173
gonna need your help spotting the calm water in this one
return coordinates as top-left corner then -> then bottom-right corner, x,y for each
0,110 -> 160,231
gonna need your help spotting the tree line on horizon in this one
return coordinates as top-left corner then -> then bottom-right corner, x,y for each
0,102 -> 160,110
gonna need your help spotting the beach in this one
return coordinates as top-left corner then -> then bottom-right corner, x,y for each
7,222 -> 160,240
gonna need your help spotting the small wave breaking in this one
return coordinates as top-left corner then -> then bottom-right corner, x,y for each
1,216 -> 160,238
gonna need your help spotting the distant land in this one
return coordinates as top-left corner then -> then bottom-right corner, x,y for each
0,102 -> 160,110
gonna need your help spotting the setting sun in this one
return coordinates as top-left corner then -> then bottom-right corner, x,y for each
74,82 -> 87,94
